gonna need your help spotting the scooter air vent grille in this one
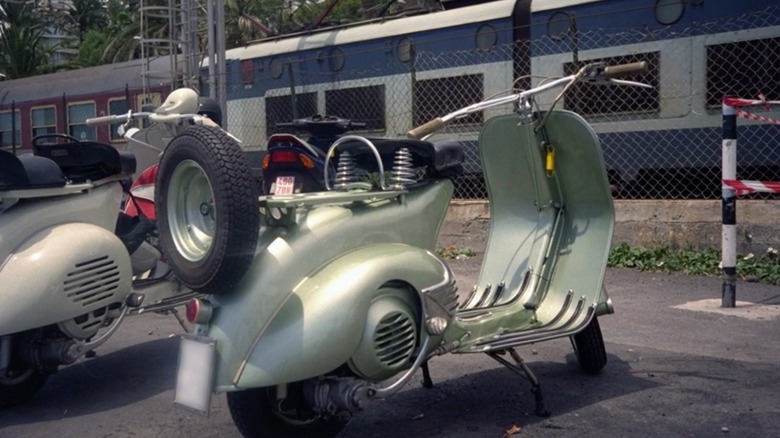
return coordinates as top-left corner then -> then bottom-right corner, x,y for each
374,311 -> 416,368
64,255 -> 121,307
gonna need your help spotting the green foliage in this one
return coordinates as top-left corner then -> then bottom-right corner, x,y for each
70,30 -> 109,68
436,246 -> 476,260
608,243 -> 780,285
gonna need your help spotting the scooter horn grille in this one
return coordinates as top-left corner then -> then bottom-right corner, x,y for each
374,312 -> 416,367
64,255 -> 121,307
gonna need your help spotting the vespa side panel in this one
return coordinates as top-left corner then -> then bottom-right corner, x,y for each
0,223 -> 133,336
232,244 -> 449,389
0,183 -> 123,267
207,181 -> 454,391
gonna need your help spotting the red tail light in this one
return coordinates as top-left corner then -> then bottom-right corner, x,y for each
185,298 -> 213,324
269,150 -> 299,163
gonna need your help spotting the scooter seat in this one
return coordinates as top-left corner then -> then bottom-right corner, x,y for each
351,137 -> 464,176
34,141 -> 137,183
0,150 -> 66,190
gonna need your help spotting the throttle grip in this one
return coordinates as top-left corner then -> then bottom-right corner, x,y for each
86,115 -> 120,126
406,118 -> 445,139
604,62 -> 647,78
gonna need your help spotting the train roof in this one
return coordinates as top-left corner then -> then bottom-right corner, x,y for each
0,57 -> 171,105
216,0 -> 517,63
210,0 -> 604,65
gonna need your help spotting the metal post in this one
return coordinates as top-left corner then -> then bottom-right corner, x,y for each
721,100 -> 737,308
11,100 -> 16,155
215,0 -> 227,129
206,0 -> 216,100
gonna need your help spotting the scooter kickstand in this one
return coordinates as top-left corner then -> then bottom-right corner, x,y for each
421,361 -> 434,388
487,348 -> 551,417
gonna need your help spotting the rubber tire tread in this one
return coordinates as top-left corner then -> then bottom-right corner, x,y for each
572,316 -> 607,374
0,370 -> 49,409
227,387 -> 346,438
156,125 -> 259,295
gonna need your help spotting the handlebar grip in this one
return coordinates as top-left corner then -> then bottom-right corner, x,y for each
406,118 -> 445,139
86,115 -> 122,126
604,62 -> 647,78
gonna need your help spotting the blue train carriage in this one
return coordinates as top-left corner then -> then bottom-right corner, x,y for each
0,58 -> 172,154
215,0 -> 531,152
530,0 -> 780,198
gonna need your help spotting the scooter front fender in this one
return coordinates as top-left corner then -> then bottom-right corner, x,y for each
211,243 -> 450,391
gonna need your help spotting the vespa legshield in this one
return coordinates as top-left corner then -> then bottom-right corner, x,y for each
205,181 -> 454,392
450,111 -> 614,351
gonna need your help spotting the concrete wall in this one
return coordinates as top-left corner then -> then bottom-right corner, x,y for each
444,200 -> 779,254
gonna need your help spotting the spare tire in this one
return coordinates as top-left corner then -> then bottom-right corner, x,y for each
156,125 -> 259,295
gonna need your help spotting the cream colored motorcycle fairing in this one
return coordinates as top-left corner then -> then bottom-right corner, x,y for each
0,222 -> 132,336
0,182 -> 132,337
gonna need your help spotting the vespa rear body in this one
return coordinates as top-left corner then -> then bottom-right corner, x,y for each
0,182 -> 132,337
200,109 -> 614,392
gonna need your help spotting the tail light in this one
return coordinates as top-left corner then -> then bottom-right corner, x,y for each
185,298 -> 213,324
269,150 -> 299,164
264,149 -> 316,170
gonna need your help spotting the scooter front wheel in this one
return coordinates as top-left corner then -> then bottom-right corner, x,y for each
571,316 -> 608,374
156,126 -> 260,295
227,384 -> 347,438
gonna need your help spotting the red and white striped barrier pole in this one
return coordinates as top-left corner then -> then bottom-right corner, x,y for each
721,99 -> 737,308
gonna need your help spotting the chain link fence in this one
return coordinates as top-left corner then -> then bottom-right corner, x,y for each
224,4 -> 780,199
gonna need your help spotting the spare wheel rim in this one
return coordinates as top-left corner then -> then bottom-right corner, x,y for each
167,159 -> 216,262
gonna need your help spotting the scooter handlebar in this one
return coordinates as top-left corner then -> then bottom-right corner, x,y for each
406,118 -> 444,139
603,61 -> 647,78
86,114 -> 125,126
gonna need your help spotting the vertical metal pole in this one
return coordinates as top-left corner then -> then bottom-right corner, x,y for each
207,0 -> 216,100
11,100 -> 16,155
215,0 -> 227,129
721,101 -> 737,308
288,63 -> 297,119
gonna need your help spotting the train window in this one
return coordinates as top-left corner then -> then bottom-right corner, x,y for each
325,85 -> 385,131
707,37 -> 780,107
108,98 -> 129,141
563,52 -> 659,116
31,106 -> 57,140
0,110 -> 21,149
397,37 -> 414,63
414,74 -> 484,127
475,24 -> 497,51
265,92 -> 318,137
68,102 -> 97,141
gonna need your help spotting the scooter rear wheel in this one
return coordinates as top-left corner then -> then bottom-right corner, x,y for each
156,126 -> 260,295
0,368 -> 49,409
227,384 -> 347,438
571,316 -> 608,374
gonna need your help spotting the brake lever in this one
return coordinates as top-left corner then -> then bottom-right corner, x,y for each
607,78 -> 654,88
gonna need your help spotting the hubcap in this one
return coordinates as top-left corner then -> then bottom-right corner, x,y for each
167,159 -> 216,262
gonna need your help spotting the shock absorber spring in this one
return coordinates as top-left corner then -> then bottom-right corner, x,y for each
389,148 -> 416,189
333,151 -> 359,189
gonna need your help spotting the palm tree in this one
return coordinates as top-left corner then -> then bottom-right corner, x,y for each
0,0 -> 54,78
66,0 -> 109,42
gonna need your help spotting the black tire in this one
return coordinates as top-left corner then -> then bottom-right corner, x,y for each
156,126 -> 260,295
571,316 -> 607,374
0,368 -> 49,409
227,385 -> 347,438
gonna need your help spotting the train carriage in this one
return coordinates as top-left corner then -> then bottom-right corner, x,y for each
2,0 -> 779,198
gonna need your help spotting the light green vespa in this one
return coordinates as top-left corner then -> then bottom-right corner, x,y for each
165,62 -> 648,437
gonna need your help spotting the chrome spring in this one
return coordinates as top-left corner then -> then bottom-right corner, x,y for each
333,151 -> 359,189
389,148 -> 416,189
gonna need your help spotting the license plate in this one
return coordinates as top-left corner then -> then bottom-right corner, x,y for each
274,176 -> 296,195
174,335 -> 216,415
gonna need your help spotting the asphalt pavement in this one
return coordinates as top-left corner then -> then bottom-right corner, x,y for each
1,266 -> 779,437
